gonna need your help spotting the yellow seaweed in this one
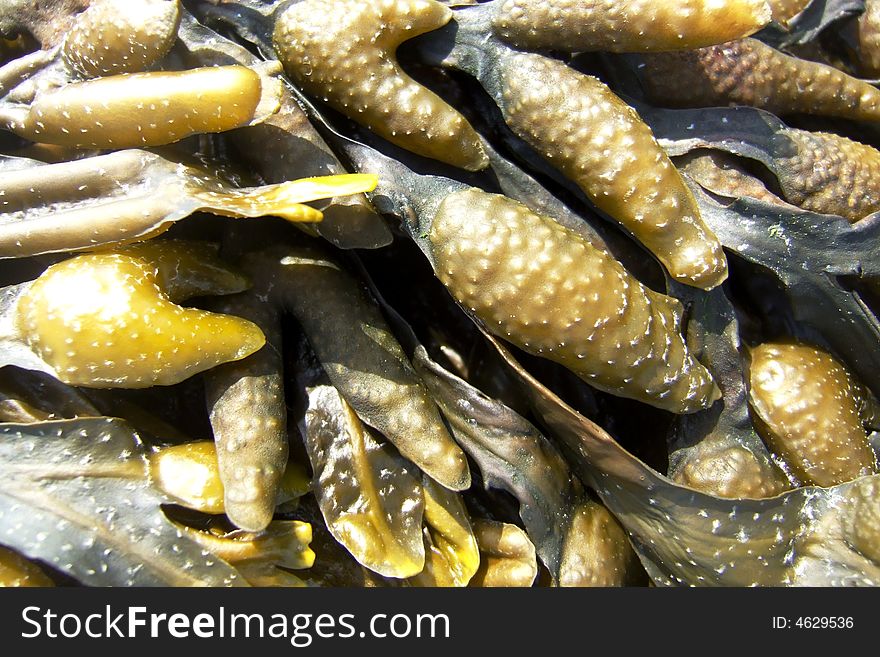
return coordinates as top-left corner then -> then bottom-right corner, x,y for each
408,477 -> 479,587
468,519 -> 537,587
0,546 -> 54,587
5,65 -> 263,148
150,440 -> 309,514
177,520 -> 315,571
14,250 -> 265,388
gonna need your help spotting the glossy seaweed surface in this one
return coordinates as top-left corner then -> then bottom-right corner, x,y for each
0,0 -> 879,588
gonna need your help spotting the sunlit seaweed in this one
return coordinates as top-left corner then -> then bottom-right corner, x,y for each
430,189 -> 720,413
496,51 -> 727,289
62,0 -> 181,78
491,0 -> 772,53
1,0 -> 879,590
148,440 -> 309,516
6,243 -> 265,388
272,0 -> 488,170
3,65 -> 270,148
748,341 -> 878,486
0,150 -> 377,257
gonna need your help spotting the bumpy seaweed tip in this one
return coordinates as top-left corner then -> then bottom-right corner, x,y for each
149,441 -> 227,514
272,0 -> 489,171
9,66 -> 262,148
498,52 -> 727,289
849,479 -> 880,564
640,38 -> 880,122
429,189 -> 720,414
62,0 -> 181,78
676,150 -> 783,206
558,501 -> 640,587
14,252 -> 265,388
470,519 -> 537,587
771,129 -> 880,223
673,443 -> 791,499
858,0 -> 880,77
747,342 -> 878,487
491,0 -> 772,53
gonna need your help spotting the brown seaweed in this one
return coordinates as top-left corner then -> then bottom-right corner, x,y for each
623,103 -> 880,400
302,384 -> 426,579
414,346 -> 574,578
415,11 -> 727,289
0,417 -> 247,586
285,107 -> 721,413
272,0 -> 488,170
407,475 -> 479,587
173,7 -> 392,250
636,38 -> 880,122
61,0 -> 181,78
204,291 -> 289,532
485,332 -> 880,585
243,244 -> 471,491
490,0 -> 771,53
3,0 -> 880,590
748,341 -> 878,486
0,149 -> 377,257
429,189 -> 719,413
558,500 -> 643,587
857,0 -> 880,75
414,344 -> 644,585
468,519 -> 537,587
666,283 -> 792,498
676,150 -> 789,207
771,129 -> 880,223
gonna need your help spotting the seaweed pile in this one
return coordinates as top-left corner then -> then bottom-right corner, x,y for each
0,0 -> 879,587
